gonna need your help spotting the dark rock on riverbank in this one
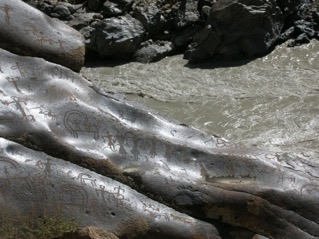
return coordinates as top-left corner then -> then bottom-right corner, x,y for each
24,0 -> 319,62
23,0 -> 319,63
133,40 -> 175,63
88,15 -> 145,60
187,0 -> 284,62
174,0 -> 200,28
1,1 -> 319,239
132,4 -> 166,39
101,0 -> 134,17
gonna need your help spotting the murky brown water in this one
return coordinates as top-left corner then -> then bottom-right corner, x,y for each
81,40 -> 319,158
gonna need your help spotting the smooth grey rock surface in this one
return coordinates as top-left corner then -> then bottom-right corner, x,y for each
0,46 -> 319,238
0,136 -> 217,239
0,0 -> 85,72
1,1 -> 319,239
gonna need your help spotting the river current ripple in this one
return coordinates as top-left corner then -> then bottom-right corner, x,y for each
82,41 -> 319,160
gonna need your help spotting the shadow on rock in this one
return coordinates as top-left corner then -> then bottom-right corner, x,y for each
0,1 -> 319,239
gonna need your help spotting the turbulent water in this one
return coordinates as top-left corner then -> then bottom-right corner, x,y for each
81,40 -> 319,159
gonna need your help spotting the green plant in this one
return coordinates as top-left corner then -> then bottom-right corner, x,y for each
0,212 -> 78,239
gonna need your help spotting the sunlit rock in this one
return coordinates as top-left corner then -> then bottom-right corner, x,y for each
0,1 -> 319,239
0,47 -> 319,238
0,137 -> 218,239
0,0 -> 85,71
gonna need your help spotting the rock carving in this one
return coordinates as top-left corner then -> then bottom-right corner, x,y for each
0,0 -> 85,71
0,1 -> 318,239
64,110 -> 100,140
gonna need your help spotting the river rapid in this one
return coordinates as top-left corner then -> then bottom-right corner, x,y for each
81,40 -> 319,159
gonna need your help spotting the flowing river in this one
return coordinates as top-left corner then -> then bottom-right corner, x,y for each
81,40 -> 319,159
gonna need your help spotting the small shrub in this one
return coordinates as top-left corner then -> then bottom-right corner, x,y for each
0,214 -> 78,239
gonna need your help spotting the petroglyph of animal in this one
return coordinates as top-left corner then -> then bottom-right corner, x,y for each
64,110 -> 100,140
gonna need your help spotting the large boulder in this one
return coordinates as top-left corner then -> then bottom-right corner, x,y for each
1,1 -> 319,239
0,137 -> 217,239
0,48 -> 218,239
133,40 -> 175,63
174,0 -> 200,28
89,15 -> 145,60
0,0 -> 85,71
187,0 -> 284,62
1,46 -> 319,238
132,4 -> 167,39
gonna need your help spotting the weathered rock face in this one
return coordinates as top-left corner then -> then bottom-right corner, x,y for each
89,15 -> 145,60
1,44 -> 319,238
187,0 -> 284,62
0,137 -> 217,239
174,0 -> 200,28
101,0 -> 134,17
1,1 -> 319,239
0,0 -> 85,71
132,4 -> 167,39
133,40 -> 175,63
24,0 -> 318,63
67,12 -> 103,31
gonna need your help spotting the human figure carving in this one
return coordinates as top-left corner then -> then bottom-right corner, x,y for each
1,4 -> 12,25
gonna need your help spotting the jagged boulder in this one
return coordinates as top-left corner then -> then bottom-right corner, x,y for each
67,12 -> 103,30
89,15 -> 145,60
186,0 -> 284,62
133,40 -> 175,63
276,0 -> 309,19
101,0 -> 134,17
0,0 -> 85,71
132,4 -> 167,39
1,1 -> 319,239
174,0 -> 200,28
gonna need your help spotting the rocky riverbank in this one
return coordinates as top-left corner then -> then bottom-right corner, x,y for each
24,0 -> 319,63
1,1 -> 319,239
